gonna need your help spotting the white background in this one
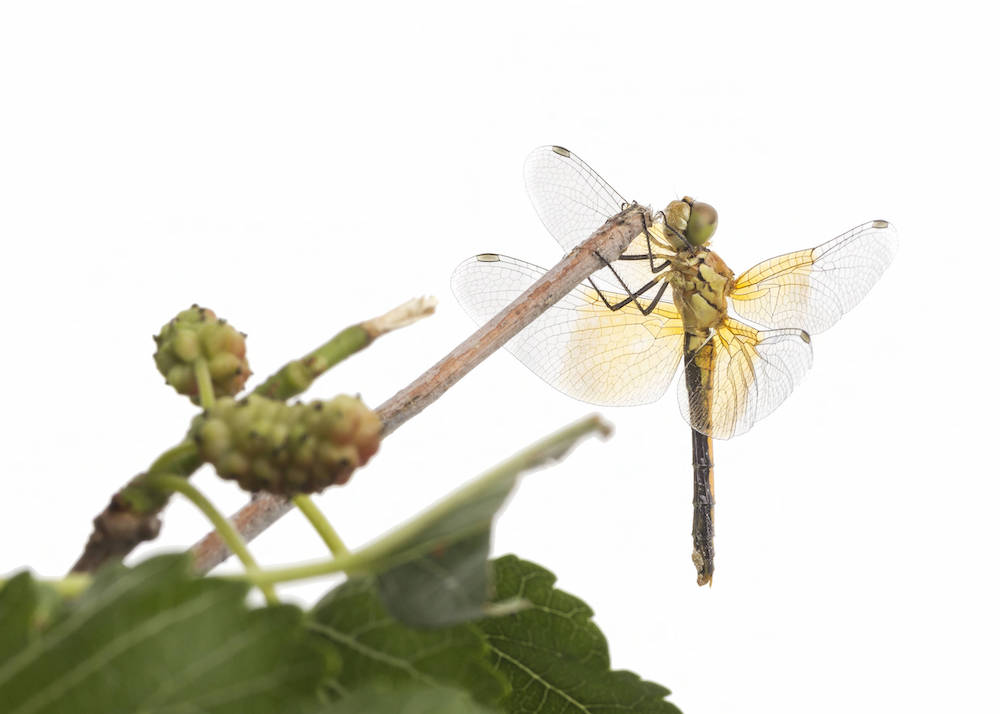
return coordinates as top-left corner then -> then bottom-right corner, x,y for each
1,2 -> 997,713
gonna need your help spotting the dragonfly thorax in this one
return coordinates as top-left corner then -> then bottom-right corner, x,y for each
669,248 -> 735,331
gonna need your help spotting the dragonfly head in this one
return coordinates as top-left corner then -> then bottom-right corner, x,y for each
664,197 -> 718,247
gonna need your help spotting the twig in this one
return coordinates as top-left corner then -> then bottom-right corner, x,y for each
69,297 -> 437,575
188,205 -> 647,574
69,442 -> 201,573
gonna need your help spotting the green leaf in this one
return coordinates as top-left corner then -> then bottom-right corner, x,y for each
480,555 -> 683,714
0,554 -> 332,714
375,529 -> 496,627
358,415 -> 611,627
322,682 -> 500,714
0,573 -> 39,658
309,575 -> 509,707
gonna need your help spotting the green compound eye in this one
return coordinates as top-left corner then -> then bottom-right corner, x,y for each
685,201 -> 718,246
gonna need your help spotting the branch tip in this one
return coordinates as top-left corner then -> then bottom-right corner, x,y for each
363,296 -> 438,337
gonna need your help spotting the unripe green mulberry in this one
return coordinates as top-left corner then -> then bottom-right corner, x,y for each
153,305 -> 251,404
190,394 -> 381,494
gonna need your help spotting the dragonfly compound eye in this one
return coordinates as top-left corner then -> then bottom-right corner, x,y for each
685,201 -> 718,246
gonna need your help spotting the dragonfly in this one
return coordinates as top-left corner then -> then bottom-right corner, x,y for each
452,145 -> 897,586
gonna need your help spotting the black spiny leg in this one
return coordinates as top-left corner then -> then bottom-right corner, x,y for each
586,207 -> 676,314
590,276 -> 671,315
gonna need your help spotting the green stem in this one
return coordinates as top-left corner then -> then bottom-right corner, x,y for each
54,573 -> 93,598
146,474 -> 277,604
117,440 -> 202,514
193,356 -> 215,408
292,494 -> 349,557
240,415 -> 612,588
253,325 -> 371,401
148,440 -> 202,476
0,574 -> 93,598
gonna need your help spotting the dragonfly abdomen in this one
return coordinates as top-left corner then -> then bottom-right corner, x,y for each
684,329 -> 716,586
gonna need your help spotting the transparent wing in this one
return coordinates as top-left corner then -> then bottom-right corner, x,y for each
729,220 -> 898,334
452,253 -> 685,406
524,145 -> 628,252
524,145 -> 668,296
678,317 -> 813,440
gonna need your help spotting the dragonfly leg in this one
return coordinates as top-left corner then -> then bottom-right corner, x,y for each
588,274 -> 670,315
604,210 -> 672,271
641,209 -> 674,273
589,252 -> 671,314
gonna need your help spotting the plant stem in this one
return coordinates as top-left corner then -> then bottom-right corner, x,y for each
234,414 -> 612,588
188,206 -> 646,574
116,440 -> 202,514
193,356 -> 215,408
69,299 -> 438,575
146,474 -> 277,604
0,574 -> 93,598
253,296 -> 438,401
292,494 -> 349,557
53,573 -> 93,597
148,440 -> 202,477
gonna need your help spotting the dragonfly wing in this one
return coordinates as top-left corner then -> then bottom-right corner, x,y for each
524,145 -> 628,252
729,220 -> 898,334
678,317 -> 813,439
452,254 -> 685,406
524,145 -> 666,297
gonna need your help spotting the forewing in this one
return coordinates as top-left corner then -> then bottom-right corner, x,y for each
524,145 -> 666,297
730,220 -> 898,334
678,317 -> 813,439
452,254 -> 685,406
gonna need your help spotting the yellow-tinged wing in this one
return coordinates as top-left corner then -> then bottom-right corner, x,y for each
730,220 -> 898,334
679,317 -> 813,440
452,254 -> 685,406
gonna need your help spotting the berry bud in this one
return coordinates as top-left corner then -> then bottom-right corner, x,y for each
154,305 -> 251,404
190,394 -> 382,495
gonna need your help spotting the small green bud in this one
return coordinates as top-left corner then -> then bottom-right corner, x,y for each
198,418 -> 231,461
208,352 -> 242,380
166,364 -> 196,395
219,451 -> 250,477
173,329 -> 200,362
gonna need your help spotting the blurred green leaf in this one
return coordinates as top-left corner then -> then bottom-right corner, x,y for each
375,527 -> 498,627
480,555 -> 683,714
0,573 -> 38,659
0,554 -> 331,714
310,575 -> 508,707
322,682 -> 499,713
360,416 -> 610,627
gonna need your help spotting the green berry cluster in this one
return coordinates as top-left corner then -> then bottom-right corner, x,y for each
190,394 -> 381,495
153,305 -> 251,404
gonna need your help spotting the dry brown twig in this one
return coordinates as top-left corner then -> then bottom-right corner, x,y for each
182,205 -> 647,573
